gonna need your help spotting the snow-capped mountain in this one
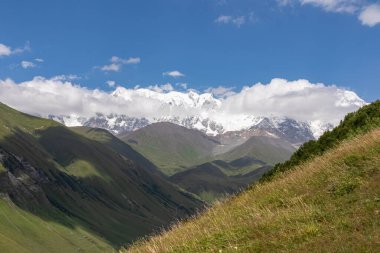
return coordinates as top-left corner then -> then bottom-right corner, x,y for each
49,86 -> 364,140
50,112 -> 332,141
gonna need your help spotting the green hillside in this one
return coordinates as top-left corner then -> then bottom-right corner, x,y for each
170,160 -> 271,203
71,126 -> 162,176
0,103 -> 202,252
217,135 -> 296,165
119,122 -> 296,178
119,122 -> 219,175
124,102 -> 380,252
0,198 -> 113,253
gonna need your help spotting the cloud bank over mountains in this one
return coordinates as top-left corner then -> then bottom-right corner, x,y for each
0,76 -> 365,127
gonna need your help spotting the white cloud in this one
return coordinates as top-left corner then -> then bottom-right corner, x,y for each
0,44 -> 12,56
51,75 -> 80,81
21,61 -> 36,69
177,83 -> 188,89
205,86 -> 236,98
279,0 -> 380,26
0,42 -> 31,57
215,15 -> 233,24
106,80 -> 116,87
111,56 -> 141,64
215,15 -> 246,27
0,77 -> 365,127
147,83 -> 174,92
101,63 -> 121,72
221,78 -> 365,125
300,0 -> 359,13
35,58 -> 44,62
279,0 -> 360,13
163,70 -> 185,78
12,41 -> 31,54
124,57 -> 141,64
100,56 -> 141,72
359,4 -> 380,27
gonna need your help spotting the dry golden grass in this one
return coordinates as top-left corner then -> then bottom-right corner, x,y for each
123,128 -> 380,253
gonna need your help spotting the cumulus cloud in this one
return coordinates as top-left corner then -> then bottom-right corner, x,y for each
221,78 -> 365,125
205,86 -> 236,98
100,56 -> 141,72
0,42 -> 30,57
359,4 -> 380,27
0,77 -> 365,126
163,70 -> 185,78
0,43 -> 12,56
0,76 -> 166,118
20,61 -> 36,69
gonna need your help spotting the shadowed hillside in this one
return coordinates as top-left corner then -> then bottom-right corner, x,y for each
0,103 -> 203,252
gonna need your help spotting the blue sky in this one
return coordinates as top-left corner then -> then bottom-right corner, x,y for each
0,0 -> 379,101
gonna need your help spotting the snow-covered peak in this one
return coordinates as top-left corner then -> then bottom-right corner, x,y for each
335,90 -> 367,108
308,120 -> 334,139
112,87 -> 221,110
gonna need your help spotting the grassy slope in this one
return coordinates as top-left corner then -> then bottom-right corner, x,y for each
0,198 -> 113,253
217,135 -> 296,165
170,161 -> 271,203
0,103 -> 202,251
120,122 -> 296,176
125,128 -> 380,253
119,122 -> 219,175
71,126 -> 161,176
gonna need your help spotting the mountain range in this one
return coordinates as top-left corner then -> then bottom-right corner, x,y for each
48,88 -> 343,138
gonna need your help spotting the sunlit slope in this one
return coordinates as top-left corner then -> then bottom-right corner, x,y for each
217,135 -> 296,165
119,122 -> 219,175
125,127 -> 380,253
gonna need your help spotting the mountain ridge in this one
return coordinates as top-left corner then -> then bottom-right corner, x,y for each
43,86 -> 358,138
